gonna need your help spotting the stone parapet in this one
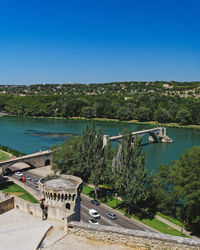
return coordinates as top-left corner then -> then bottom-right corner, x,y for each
68,221 -> 200,250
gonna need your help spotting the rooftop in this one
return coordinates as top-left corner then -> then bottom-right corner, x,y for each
44,178 -> 77,191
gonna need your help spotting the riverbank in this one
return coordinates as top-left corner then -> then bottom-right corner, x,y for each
4,114 -> 200,130
0,145 -> 25,157
0,150 -> 12,161
71,117 -> 200,130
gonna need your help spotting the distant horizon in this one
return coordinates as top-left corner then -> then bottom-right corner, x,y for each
0,79 -> 200,86
0,0 -> 200,84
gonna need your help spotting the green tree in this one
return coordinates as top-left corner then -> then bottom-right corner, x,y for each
170,146 -> 200,234
117,107 -> 132,121
154,108 -> 171,123
151,165 -> 180,218
114,129 -> 149,213
81,106 -> 95,118
135,106 -> 152,121
152,146 -> 200,235
51,136 -> 80,174
76,125 -> 106,198
176,108 -> 191,125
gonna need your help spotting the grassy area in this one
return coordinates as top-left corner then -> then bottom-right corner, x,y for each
157,212 -> 182,227
82,184 -> 189,237
138,218 -> 187,237
82,185 -> 94,196
0,145 -> 25,157
0,181 -> 38,203
100,196 -> 122,209
0,151 -> 11,161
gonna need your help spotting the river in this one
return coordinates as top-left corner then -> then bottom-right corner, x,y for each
0,116 -> 199,173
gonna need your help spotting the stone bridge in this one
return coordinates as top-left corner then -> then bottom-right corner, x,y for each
103,127 -> 172,147
0,150 -> 52,175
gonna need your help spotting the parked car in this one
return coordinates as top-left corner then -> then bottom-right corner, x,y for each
15,171 -> 22,177
19,176 -> 26,182
90,199 -> 100,206
89,209 -> 100,219
89,219 -> 99,225
34,178 -> 39,184
106,212 -> 117,220
35,185 -> 39,191
26,176 -> 31,181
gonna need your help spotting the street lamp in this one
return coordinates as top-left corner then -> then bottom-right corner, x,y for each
115,193 -> 118,207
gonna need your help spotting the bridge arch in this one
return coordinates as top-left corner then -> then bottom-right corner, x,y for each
0,150 -> 52,176
45,159 -> 51,166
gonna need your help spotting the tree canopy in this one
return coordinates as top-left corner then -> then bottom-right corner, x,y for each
152,146 -> 200,235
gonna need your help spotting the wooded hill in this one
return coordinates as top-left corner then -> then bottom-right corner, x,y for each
0,81 -> 199,125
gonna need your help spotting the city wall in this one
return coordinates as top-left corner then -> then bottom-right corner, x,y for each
0,192 -> 75,223
68,221 -> 200,250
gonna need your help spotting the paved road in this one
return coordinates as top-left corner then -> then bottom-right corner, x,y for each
10,166 -> 40,190
9,166 -> 155,232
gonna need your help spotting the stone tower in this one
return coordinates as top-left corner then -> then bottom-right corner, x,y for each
38,175 -> 83,221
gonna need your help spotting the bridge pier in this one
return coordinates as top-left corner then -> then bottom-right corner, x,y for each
103,135 -> 109,147
148,128 -> 172,143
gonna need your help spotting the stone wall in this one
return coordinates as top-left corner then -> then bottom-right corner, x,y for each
68,221 -> 200,250
14,196 -> 74,222
0,192 -> 76,224
0,196 -> 14,214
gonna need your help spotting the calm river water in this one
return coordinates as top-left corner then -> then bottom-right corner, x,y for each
0,116 -> 199,173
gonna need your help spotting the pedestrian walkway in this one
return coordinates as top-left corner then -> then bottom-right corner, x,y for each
0,208 -> 51,250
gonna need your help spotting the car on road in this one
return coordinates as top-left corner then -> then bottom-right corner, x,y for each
90,199 -> 100,206
26,176 -> 31,181
106,212 -> 117,220
89,219 -> 99,225
35,185 -> 39,191
34,178 -> 39,184
15,171 -> 22,177
19,176 -> 26,182
89,209 -> 100,219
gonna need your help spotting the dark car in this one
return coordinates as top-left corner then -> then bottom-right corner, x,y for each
34,178 -> 39,184
90,200 -> 100,206
106,212 -> 117,220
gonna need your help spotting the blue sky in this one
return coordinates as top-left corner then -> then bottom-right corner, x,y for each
0,0 -> 199,84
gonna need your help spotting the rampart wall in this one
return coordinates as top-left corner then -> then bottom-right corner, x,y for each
68,221 -> 200,250
0,191 -> 75,223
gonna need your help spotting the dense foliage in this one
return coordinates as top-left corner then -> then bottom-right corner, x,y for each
0,81 -> 199,125
152,146 -> 200,235
114,129 -> 149,213
52,125 -> 148,209
52,124 -> 200,235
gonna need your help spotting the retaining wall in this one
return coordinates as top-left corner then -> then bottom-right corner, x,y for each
0,196 -> 14,214
68,221 -> 200,250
